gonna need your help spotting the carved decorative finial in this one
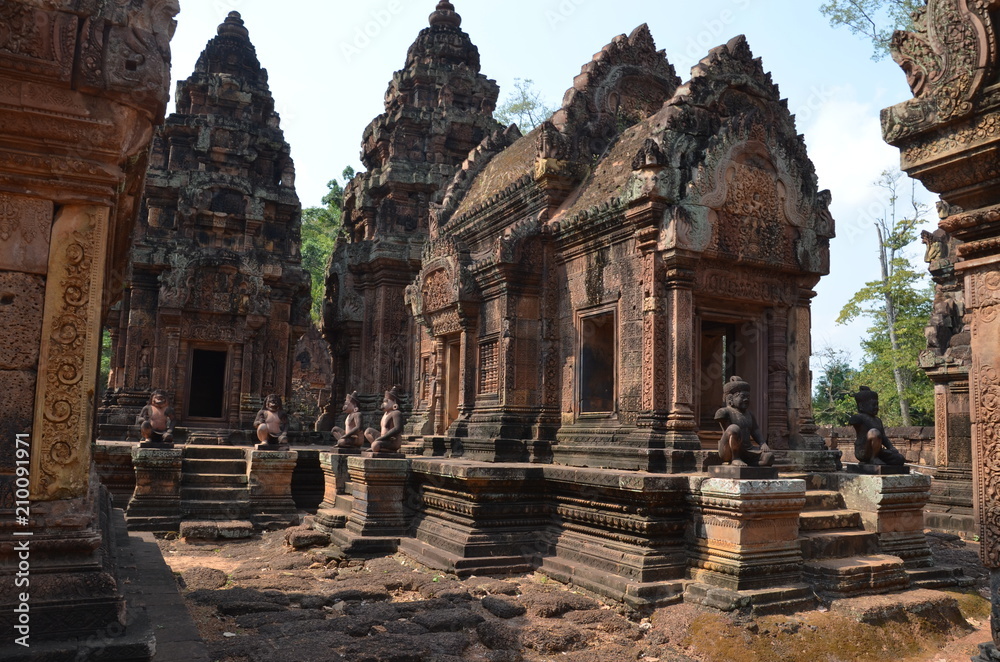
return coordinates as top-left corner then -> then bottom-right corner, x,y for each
429,0 -> 462,28
218,11 -> 250,39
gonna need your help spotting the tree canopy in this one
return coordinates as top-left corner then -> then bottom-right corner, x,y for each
495,78 -> 556,133
300,166 -> 354,322
835,170 -> 934,426
820,0 -> 925,60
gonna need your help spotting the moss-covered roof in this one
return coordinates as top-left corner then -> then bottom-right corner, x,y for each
452,126 -> 540,219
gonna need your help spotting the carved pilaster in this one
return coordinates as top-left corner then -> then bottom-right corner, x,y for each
30,206 -> 109,501
967,263 -> 1000,567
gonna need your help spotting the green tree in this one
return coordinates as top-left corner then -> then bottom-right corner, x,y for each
813,347 -> 858,426
837,170 -> 934,426
820,0 -> 925,60
301,167 -> 353,321
495,78 -> 556,132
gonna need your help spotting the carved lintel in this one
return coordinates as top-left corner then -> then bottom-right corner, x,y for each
30,205 -> 109,501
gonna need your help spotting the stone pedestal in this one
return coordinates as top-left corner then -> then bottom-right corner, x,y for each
126,447 -> 182,532
247,450 -> 299,529
836,472 -> 933,568
329,456 -> 410,553
94,441 -> 138,507
685,476 -> 813,613
314,452 -> 352,533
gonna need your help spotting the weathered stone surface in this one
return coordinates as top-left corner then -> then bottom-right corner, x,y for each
180,567 -> 230,591
481,596 -> 526,619
835,472 -> 934,568
180,520 -> 255,540
412,608 -> 485,633
0,0 -> 176,652
285,528 -> 330,549
476,619 -> 520,650
127,447 -> 183,531
687,476 -> 806,594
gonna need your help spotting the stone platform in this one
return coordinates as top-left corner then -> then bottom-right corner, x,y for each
312,459 -> 965,615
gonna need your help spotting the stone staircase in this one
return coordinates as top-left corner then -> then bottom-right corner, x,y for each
179,446 -> 253,538
796,473 -> 909,598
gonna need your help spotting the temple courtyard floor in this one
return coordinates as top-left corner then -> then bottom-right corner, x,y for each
130,516 -> 995,662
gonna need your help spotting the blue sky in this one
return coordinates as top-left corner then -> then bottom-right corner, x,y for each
167,0 -> 936,373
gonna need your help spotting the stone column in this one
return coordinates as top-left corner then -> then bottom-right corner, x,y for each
663,262 -> 700,451
126,447 -> 182,531
247,449 -> 299,529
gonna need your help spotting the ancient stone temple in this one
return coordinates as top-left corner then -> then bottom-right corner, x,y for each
882,1 -> 1000,657
406,30 -> 836,471
0,1 -> 177,659
919,227 -> 974,537
311,5 -> 977,616
99,12 -> 310,444
319,1 -> 502,430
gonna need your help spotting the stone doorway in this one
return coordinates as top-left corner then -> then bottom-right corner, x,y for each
444,338 -> 461,432
696,318 -> 766,444
187,348 -> 229,420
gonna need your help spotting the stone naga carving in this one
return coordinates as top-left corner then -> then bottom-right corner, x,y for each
715,376 -> 774,467
137,389 -> 175,447
849,387 -> 907,466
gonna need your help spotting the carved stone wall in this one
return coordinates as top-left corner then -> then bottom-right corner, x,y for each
882,0 -> 1000,651
0,0 -> 177,655
99,12 -> 310,439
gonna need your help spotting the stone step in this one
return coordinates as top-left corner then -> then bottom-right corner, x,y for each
180,520 -> 255,540
182,458 -> 246,474
804,490 -> 844,511
781,472 -> 831,492
183,445 -> 248,460
181,501 -> 250,519
803,554 -> 909,597
906,565 -> 974,589
335,493 -> 354,512
799,509 -> 862,531
800,529 -> 880,560
181,473 -> 248,487
180,486 -> 249,501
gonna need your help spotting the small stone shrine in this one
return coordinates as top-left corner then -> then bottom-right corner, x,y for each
882,0 -> 1000,657
98,11 -> 311,444
0,1 -> 178,659
312,1 -> 962,616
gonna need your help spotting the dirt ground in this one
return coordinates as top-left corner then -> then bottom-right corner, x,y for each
157,527 -> 994,662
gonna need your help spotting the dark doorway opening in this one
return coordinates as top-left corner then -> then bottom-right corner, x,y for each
444,339 -> 460,432
189,349 -> 227,419
580,311 -> 615,413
